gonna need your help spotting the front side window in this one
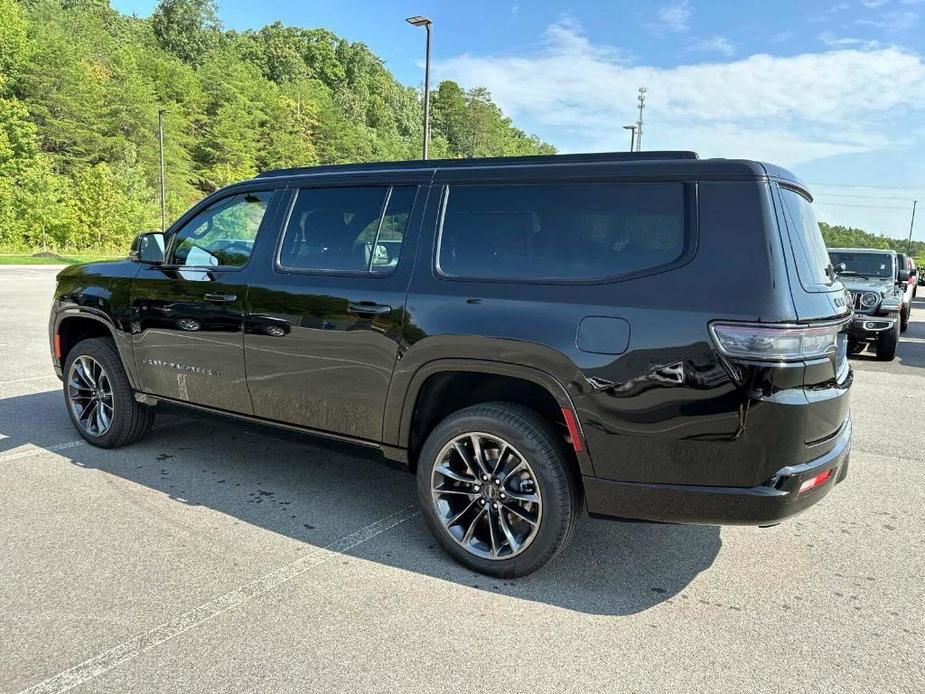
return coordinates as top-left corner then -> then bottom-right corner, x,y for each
171,191 -> 273,268
779,187 -> 834,291
278,186 -> 416,273
437,182 -> 688,281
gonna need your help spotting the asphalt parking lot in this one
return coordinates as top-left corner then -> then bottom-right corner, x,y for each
1,265 -> 923,694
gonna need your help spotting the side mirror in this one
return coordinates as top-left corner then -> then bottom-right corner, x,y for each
130,232 -> 165,264
833,262 -> 846,274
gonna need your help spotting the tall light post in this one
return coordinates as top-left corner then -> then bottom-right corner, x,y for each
623,125 -> 637,152
908,200 -> 918,254
406,15 -> 432,160
158,109 -> 166,232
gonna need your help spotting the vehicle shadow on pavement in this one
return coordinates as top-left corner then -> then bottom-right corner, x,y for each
1,391 -> 720,616
849,294 -> 925,369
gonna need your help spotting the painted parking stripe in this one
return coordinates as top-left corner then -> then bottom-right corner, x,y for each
18,504 -> 420,694
0,374 -> 59,385
0,440 -> 85,463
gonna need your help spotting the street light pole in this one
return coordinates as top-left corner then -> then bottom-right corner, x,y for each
158,109 -> 166,233
623,125 -> 637,152
406,15 -> 432,160
908,199 -> 918,253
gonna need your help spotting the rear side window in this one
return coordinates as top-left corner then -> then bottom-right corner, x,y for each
779,187 -> 834,291
437,182 -> 689,281
278,186 -> 416,273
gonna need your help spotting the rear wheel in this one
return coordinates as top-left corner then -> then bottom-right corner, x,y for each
876,317 -> 899,361
63,338 -> 155,448
416,402 -> 580,577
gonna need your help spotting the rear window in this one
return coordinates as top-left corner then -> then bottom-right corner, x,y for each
779,186 -> 835,291
437,182 -> 689,281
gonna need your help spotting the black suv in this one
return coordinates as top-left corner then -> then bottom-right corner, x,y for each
829,248 -> 911,360
49,152 -> 852,576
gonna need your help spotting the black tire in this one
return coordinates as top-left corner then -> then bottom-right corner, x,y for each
900,303 -> 911,333
416,402 -> 581,578
876,317 -> 899,361
63,337 -> 155,448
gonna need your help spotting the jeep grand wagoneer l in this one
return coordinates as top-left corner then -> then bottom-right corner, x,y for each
50,152 -> 852,576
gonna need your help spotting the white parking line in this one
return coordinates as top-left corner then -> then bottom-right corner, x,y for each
0,440 -> 85,463
0,374 -> 58,385
18,504 -> 420,694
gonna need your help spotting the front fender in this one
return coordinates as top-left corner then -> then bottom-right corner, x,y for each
50,260 -> 140,385
879,294 -> 903,313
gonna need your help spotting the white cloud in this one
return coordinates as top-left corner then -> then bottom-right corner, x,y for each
690,35 -> 735,56
861,0 -> 890,8
856,7 -> 920,31
434,19 -> 925,166
818,31 -> 882,49
655,1 -> 692,34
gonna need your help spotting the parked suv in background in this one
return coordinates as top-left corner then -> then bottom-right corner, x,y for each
830,248 -> 911,360
897,253 -> 918,300
49,152 -> 852,576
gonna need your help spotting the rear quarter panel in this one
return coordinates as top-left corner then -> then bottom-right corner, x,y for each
394,175 -> 813,487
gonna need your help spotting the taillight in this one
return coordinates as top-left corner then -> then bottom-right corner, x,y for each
709,322 -> 842,361
799,469 -> 832,493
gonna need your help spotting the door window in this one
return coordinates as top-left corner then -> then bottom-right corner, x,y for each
278,186 -> 416,273
171,191 -> 274,268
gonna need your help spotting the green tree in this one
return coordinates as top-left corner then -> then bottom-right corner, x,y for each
0,0 -> 30,92
152,0 -> 221,66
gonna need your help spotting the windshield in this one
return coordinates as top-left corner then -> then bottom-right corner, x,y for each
829,251 -> 894,279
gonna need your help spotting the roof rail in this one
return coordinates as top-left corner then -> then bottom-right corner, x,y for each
255,151 -> 700,179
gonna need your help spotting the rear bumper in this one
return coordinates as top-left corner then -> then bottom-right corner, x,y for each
584,417 -> 851,525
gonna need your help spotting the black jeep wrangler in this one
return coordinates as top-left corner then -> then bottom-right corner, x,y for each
829,248 -> 912,361
49,152 -> 852,576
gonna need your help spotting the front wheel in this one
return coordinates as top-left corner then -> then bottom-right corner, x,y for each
63,337 -> 155,448
876,317 -> 899,361
416,402 -> 581,577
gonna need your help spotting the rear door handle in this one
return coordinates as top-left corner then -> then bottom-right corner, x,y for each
204,293 -> 237,303
348,301 -> 392,316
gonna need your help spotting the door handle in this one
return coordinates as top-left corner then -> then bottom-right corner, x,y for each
348,301 -> 392,316
204,293 -> 237,303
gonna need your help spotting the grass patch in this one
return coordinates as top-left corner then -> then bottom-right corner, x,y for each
0,252 -> 122,265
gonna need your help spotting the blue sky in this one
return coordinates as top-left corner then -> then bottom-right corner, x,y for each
113,0 -> 925,241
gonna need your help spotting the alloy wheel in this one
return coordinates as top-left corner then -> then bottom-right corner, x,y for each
67,355 -> 114,437
431,432 -> 543,560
